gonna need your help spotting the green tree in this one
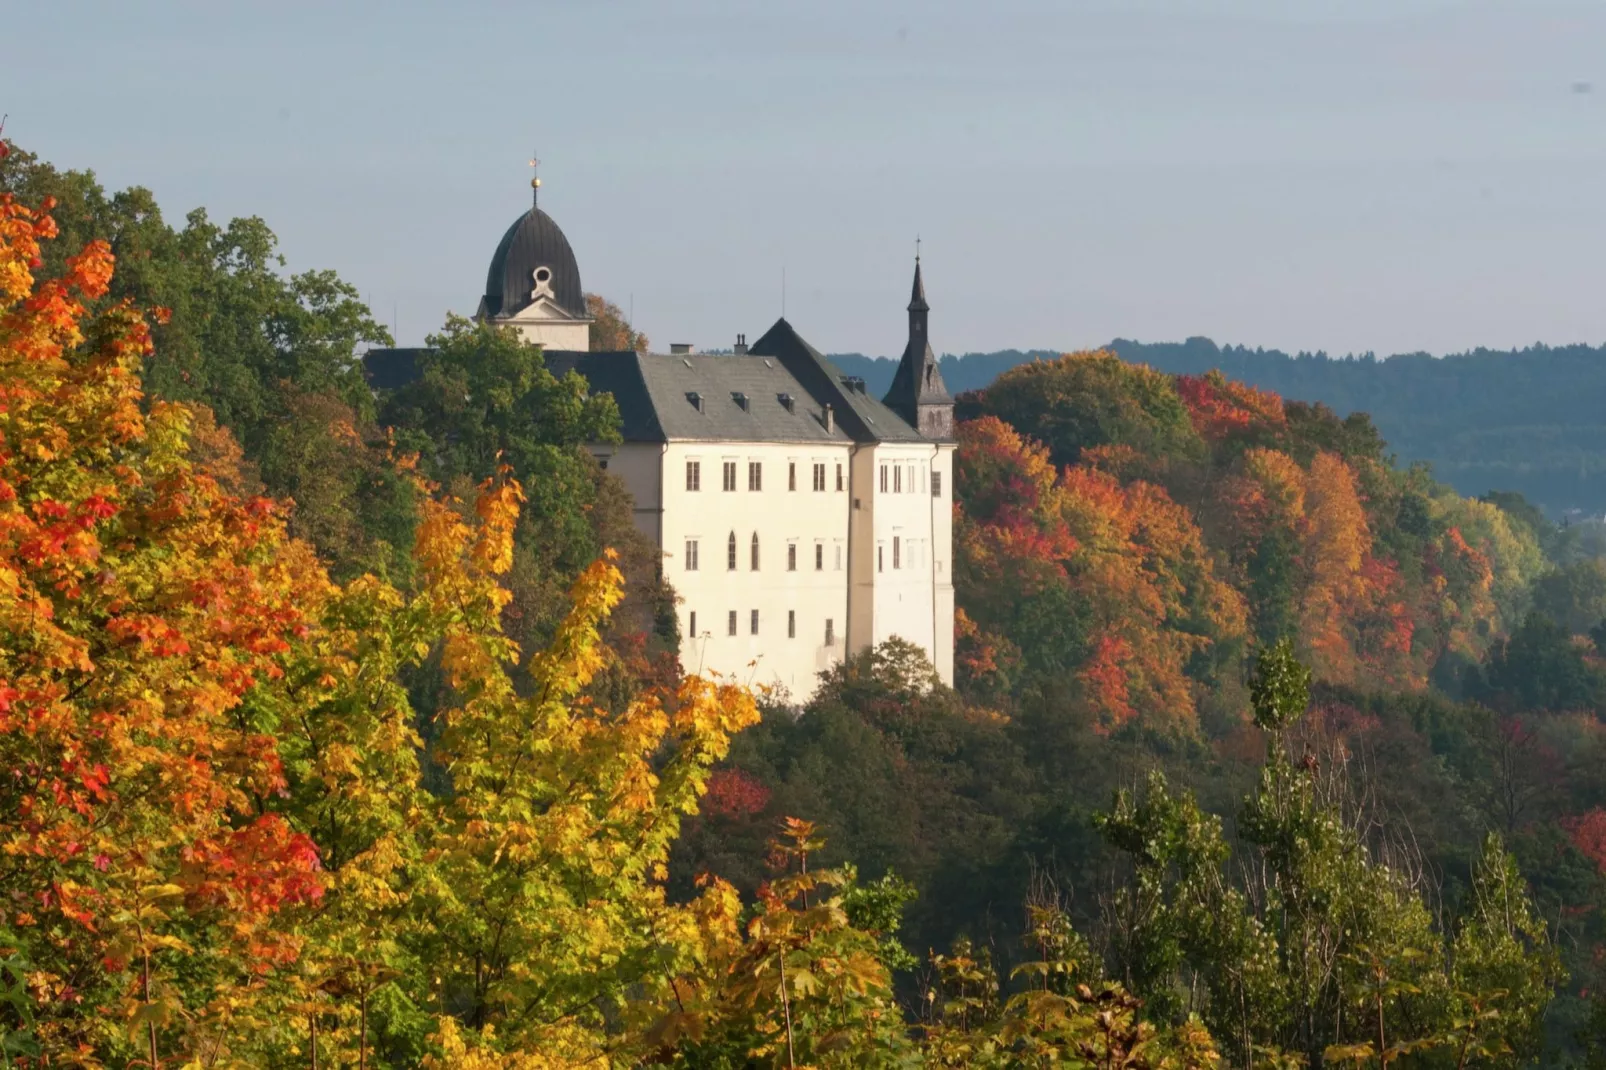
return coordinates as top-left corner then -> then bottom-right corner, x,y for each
0,142 -> 410,578
962,350 -> 1204,467
377,314 -> 676,665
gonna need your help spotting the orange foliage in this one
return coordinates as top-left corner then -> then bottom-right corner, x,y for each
956,417 -> 1246,732
0,194 -> 328,1040
1175,370 -> 1287,443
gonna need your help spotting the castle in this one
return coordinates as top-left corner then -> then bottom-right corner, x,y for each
372,184 -> 955,701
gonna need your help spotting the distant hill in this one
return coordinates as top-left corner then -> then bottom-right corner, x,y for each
829,339 -> 1606,517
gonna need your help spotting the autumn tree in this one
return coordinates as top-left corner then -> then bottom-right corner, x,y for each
587,292 -> 649,352
0,189 -> 772,1068
377,314 -> 677,683
0,191 -> 328,1064
0,142 -> 412,580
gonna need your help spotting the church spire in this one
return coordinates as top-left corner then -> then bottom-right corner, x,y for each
909,237 -> 929,313
882,252 -> 953,439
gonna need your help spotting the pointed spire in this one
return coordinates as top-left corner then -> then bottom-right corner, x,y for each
883,253 -> 952,439
908,254 -> 929,313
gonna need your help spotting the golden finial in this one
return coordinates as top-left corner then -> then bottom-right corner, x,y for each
528,151 -> 541,206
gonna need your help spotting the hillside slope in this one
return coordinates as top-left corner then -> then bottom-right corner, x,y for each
830,339 -> 1606,515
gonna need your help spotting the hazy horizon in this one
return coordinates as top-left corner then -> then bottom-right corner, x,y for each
8,0 -> 1606,360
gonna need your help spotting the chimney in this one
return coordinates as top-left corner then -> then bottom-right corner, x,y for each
670,343 -> 695,355
733,333 -> 748,355
824,404 -> 834,432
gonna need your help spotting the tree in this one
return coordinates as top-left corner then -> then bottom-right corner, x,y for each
0,142 -> 411,580
962,350 -> 1204,469
587,292 -> 649,352
377,314 -> 675,668
0,189 -> 769,1068
1091,641 -> 1562,1068
0,190 -> 328,1065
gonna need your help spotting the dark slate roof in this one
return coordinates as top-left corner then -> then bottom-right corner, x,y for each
882,260 -> 953,436
906,257 -> 930,312
362,322 -> 937,447
546,350 -> 851,443
748,318 -> 928,443
482,208 -> 585,320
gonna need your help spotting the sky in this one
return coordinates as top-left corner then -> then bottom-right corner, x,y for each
7,0 -> 1606,359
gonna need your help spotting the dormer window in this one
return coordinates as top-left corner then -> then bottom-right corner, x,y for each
686,391 -> 703,412
732,391 -> 749,411
778,393 -> 795,412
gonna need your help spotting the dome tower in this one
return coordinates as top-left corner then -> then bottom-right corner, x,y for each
475,160 -> 592,350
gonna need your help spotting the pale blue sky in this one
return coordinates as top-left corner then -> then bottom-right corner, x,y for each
7,0 -> 1606,358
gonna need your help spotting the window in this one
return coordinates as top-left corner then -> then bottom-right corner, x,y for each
787,543 -> 797,571
598,457 -> 609,471
750,532 -> 760,570
750,609 -> 759,635
880,465 -> 888,493
788,462 -> 797,491
932,470 -> 942,498
893,536 -> 901,569
814,543 -> 824,571
685,539 -> 699,571
748,461 -> 762,491
788,610 -> 796,638
689,611 -> 697,638
836,463 -> 844,491
878,545 -> 884,573
812,463 -> 825,491
722,461 -> 737,492
727,531 -> 737,571
894,466 -> 902,493
921,466 -> 926,493
727,610 -> 737,636
686,460 -> 701,491
834,544 -> 843,570
825,618 -> 835,647
907,464 -> 915,492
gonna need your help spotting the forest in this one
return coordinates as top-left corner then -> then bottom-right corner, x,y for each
830,337 -> 1606,520
3,142 -> 1606,1067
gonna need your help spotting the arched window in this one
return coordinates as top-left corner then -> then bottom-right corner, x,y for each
750,532 -> 760,571
727,531 -> 737,571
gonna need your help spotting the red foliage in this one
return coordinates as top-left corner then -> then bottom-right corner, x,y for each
702,769 -> 771,821
1564,808 -> 1606,876
1175,371 -> 1287,443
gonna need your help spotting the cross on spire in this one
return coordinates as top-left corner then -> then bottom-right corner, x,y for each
528,150 -> 542,208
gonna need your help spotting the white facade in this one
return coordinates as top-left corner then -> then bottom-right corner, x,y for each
496,274 -> 591,350
461,195 -> 954,703
595,435 -> 954,702
850,443 -> 956,684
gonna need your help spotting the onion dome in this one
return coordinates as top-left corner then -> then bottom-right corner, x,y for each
482,206 -> 585,320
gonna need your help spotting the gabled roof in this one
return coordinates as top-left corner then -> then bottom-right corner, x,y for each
544,350 -> 851,444
362,320 -> 938,447
748,318 -> 928,443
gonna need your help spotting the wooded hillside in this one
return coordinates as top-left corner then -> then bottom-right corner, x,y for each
830,337 -> 1606,518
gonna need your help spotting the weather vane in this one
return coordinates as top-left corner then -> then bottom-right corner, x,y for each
529,150 -> 541,207
916,234 -> 921,263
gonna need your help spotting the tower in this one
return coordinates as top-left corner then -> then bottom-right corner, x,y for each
475,158 -> 593,350
881,254 -> 953,439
